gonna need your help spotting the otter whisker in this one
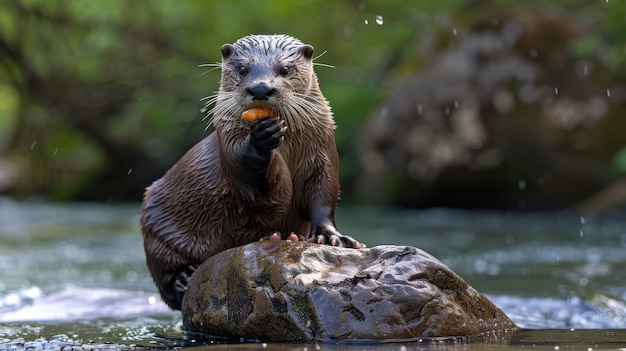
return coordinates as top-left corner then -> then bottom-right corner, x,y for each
201,92 -> 220,102
312,62 -> 335,69
198,63 -> 223,77
293,93 -> 322,116
207,92 -> 239,128
312,50 -> 327,61
294,94 -> 319,112
198,63 -> 222,67
204,92 -> 239,127
199,67 -> 221,77
312,51 -> 335,69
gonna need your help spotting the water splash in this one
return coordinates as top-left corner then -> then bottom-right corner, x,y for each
0,287 -> 169,322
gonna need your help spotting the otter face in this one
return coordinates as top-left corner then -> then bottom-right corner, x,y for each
213,35 -> 319,132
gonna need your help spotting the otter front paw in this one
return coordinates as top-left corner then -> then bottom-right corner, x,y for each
250,116 -> 286,153
309,225 -> 365,249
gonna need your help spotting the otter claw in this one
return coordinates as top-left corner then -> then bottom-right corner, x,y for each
310,231 -> 364,249
260,232 -> 304,242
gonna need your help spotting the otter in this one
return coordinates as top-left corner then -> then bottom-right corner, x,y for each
140,34 -> 364,310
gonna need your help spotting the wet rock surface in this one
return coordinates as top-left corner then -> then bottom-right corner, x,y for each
182,241 -> 517,342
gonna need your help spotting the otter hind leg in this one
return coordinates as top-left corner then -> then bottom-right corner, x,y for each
172,264 -> 198,309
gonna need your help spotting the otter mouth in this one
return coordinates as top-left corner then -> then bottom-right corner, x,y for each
243,101 -> 275,112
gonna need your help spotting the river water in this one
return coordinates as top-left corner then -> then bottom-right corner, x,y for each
0,197 -> 625,350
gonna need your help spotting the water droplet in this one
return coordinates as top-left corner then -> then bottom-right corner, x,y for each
554,87 -> 559,96
54,148 -> 58,155
518,180 -> 526,190
579,229 -> 584,238
491,17 -> 498,26
30,140 -> 37,150
529,48 -> 538,58
452,27 -> 457,35
444,106 -> 451,115
128,169 -> 133,175
416,103 -> 423,115
454,100 -> 459,109
580,216 -> 587,224
200,107 -> 207,113
375,15 -> 383,25
364,19 -> 369,25
583,64 -> 588,76
607,88 -> 611,97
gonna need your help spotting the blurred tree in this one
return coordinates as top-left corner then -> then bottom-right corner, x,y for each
3,0 -> 624,209
357,0 -> 626,211
0,0 -> 460,201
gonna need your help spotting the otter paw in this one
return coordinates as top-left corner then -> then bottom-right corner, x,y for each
309,226 -> 365,249
250,116 -> 286,153
260,232 -> 304,242
174,264 -> 197,303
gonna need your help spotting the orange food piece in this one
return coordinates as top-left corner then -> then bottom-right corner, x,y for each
241,107 -> 273,122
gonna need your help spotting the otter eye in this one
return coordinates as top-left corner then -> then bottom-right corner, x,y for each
280,66 -> 290,77
238,66 -> 248,76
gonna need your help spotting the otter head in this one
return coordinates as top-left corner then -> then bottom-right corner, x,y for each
212,34 -> 325,132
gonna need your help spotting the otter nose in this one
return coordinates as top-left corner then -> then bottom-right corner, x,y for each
247,83 -> 275,100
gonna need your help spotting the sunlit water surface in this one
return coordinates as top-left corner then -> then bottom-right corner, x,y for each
1,198 -> 625,350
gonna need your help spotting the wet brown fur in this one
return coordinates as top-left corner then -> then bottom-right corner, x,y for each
140,35 -> 355,310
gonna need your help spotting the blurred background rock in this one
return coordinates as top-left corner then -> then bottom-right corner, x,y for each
1,0 -> 625,213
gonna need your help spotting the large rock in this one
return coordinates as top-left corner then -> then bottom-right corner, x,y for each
182,241 -> 516,342
358,9 -> 626,211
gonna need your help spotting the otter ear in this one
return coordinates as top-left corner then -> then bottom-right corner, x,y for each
221,44 -> 235,59
299,45 -> 314,60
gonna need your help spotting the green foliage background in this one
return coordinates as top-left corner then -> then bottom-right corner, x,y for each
0,0 -> 624,202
